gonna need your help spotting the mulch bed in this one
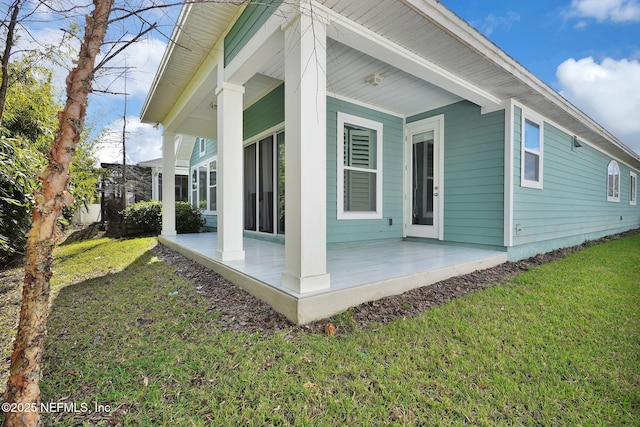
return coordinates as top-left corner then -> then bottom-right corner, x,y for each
154,229 -> 639,336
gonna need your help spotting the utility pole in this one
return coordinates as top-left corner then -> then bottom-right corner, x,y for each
120,66 -> 129,236
121,65 -> 128,214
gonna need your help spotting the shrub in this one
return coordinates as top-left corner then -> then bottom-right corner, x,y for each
0,137 -> 39,262
176,201 -> 205,234
122,200 -> 162,235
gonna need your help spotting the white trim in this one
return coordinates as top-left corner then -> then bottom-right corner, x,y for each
174,134 -> 184,160
504,100 -> 515,247
190,156 -> 218,215
511,100 -> 638,172
402,117 -> 407,238
208,158 -> 217,212
337,112 -> 384,220
404,114 -> 444,240
520,113 -> 544,190
404,99 -> 462,120
481,101 -> 507,115
630,171 -> 637,206
243,122 -> 284,147
327,92 -> 404,119
607,160 -> 621,202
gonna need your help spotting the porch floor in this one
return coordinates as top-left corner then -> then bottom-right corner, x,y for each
159,233 -> 508,323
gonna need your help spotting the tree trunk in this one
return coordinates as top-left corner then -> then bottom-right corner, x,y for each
3,0 -> 114,425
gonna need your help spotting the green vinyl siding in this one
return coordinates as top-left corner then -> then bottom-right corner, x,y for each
408,101 -> 505,246
224,1 -> 282,66
243,84 -> 284,140
512,107 -> 640,254
326,97 -> 404,245
189,138 -> 217,165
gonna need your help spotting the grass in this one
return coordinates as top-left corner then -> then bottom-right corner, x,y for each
1,233 -> 639,426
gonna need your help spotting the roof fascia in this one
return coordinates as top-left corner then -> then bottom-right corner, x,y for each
140,3 -> 194,121
162,5 -> 249,133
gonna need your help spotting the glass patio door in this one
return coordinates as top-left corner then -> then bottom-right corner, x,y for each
244,131 -> 285,235
405,117 -> 442,239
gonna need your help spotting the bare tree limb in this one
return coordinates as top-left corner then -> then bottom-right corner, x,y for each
93,21 -> 157,72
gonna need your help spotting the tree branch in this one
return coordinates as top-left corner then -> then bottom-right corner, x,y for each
93,22 -> 157,73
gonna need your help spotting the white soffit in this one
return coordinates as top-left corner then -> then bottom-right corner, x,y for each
140,2 -> 240,125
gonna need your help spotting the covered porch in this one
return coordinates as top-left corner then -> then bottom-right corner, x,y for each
144,1 -> 507,300
159,233 -> 507,324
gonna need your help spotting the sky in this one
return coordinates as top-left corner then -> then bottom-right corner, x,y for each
12,0 -> 640,163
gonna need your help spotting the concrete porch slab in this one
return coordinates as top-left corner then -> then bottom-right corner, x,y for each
159,233 -> 507,324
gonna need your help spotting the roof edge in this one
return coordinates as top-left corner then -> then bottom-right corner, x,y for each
140,3 -> 194,123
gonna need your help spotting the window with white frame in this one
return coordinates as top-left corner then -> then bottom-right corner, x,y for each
209,160 -> 217,211
521,116 -> 543,189
337,112 -> 383,219
630,171 -> 637,206
191,156 -> 217,212
607,160 -> 620,202
198,137 -> 206,157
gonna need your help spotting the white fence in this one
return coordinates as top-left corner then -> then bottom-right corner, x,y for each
72,204 -> 101,225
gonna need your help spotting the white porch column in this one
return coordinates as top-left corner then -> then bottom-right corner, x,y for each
281,5 -> 330,293
161,131 -> 176,236
215,82 -> 245,262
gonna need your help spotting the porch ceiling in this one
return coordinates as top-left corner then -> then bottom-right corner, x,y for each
257,38 -> 462,117
185,35 -> 464,136
174,73 -> 283,139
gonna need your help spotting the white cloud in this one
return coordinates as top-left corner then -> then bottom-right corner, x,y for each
14,26 -> 75,98
556,56 -> 640,154
567,0 -> 640,23
480,11 -> 520,36
95,115 -> 162,166
15,20 -> 166,100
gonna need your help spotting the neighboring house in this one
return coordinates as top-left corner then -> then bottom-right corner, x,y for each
141,0 -> 640,323
137,157 -> 190,204
100,162 -> 153,206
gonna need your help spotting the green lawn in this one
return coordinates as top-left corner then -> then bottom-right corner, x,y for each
1,233 -> 639,426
